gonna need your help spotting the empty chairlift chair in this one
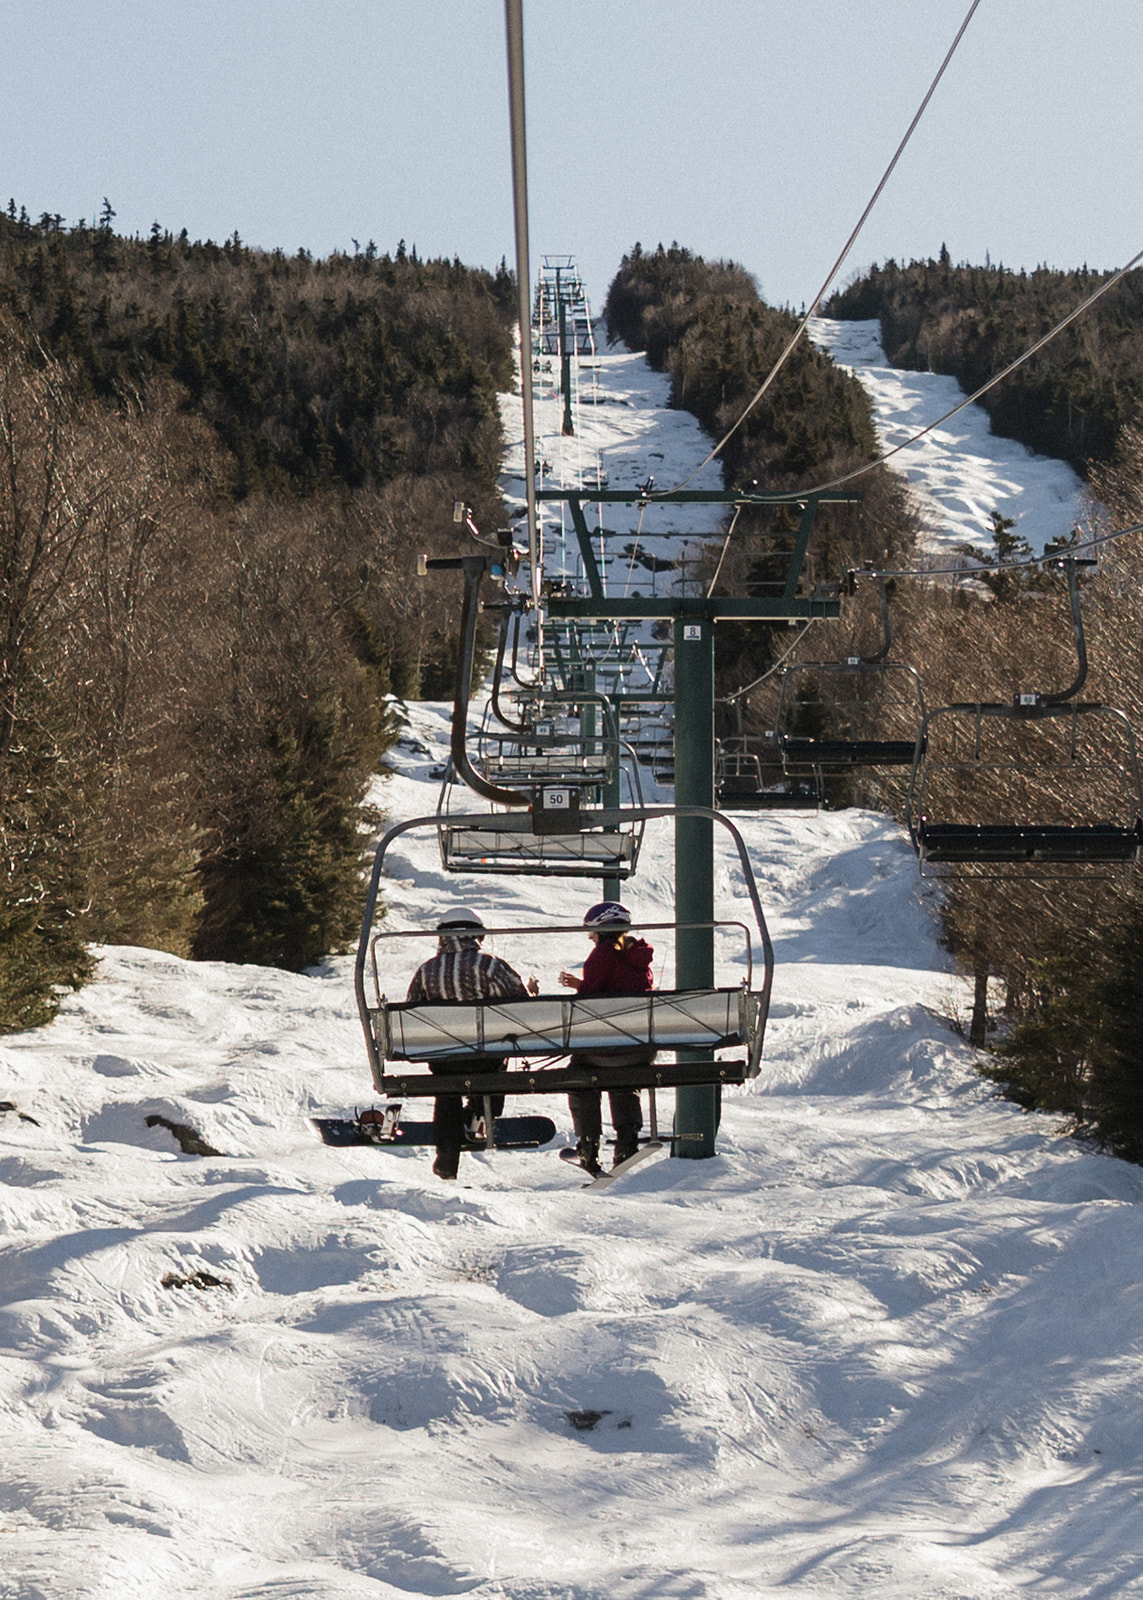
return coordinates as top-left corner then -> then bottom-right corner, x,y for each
771,576 -> 926,779
716,735 -> 822,811
436,773 -> 646,879
905,556 -> 1143,876
438,691 -> 647,878
907,698 -> 1143,874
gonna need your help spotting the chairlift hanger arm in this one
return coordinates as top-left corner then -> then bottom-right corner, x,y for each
425,553 -> 531,809
1044,556 -> 1093,705
490,607 -> 532,733
845,571 -> 894,666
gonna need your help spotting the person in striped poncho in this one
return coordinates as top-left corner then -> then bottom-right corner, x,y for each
407,908 -> 538,1178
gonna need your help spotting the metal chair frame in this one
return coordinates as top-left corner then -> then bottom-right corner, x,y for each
906,700 -> 1143,876
354,806 -> 774,1099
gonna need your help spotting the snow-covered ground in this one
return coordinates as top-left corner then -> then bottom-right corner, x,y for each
3,330 -> 1142,1600
810,318 -> 1092,558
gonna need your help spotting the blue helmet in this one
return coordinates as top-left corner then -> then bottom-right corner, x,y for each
583,901 -> 630,930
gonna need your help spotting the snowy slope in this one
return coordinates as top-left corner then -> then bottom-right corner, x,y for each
810,318 -> 1092,558
3,336 -> 1143,1600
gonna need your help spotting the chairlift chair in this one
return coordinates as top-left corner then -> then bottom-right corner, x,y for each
436,763 -> 647,879
907,698 -> 1143,875
776,657 -> 926,772
906,556 -> 1143,876
716,737 -> 822,811
354,806 -> 774,1105
772,574 -> 926,775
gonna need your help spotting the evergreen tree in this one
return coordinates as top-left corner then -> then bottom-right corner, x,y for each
1086,907 -> 1143,1161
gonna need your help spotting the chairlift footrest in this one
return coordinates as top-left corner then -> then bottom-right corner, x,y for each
379,1058 -> 750,1098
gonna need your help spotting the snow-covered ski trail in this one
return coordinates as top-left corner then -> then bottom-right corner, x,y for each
1,337 -> 1142,1600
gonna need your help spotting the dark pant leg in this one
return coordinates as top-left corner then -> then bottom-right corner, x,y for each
607,1087 -> 642,1135
430,1059 -> 468,1171
567,1088 -> 602,1140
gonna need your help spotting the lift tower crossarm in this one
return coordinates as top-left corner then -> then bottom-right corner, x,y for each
537,488 -> 861,605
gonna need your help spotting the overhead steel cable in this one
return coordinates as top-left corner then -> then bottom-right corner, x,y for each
667,0 -> 984,496
504,0 -> 543,639
717,621 -> 817,705
865,518 -> 1143,583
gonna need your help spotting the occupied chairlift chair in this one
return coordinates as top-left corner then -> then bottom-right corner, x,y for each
355,807 -> 773,1120
381,545 -> 771,1135
906,556 -> 1143,874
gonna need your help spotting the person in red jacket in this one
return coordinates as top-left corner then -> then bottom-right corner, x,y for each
558,901 -> 655,1174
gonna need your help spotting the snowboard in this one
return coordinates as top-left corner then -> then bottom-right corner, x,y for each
311,1112 -> 556,1150
560,1139 -> 665,1187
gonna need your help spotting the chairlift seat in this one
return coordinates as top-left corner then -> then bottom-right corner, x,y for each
917,820 -> 1141,864
718,785 -> 820,811
782,736 -> 917,768
366,986 -> 763,1095
381,1057 -> 750,1097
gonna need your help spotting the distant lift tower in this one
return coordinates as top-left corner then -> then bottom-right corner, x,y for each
533,255 -> 595,438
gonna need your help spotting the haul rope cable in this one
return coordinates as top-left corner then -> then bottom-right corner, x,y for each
717,621 -> 816,706
667,0 -> 983,496
505,0 -> 543,653
705,504 -> 742,598
866,518 -> 1143,584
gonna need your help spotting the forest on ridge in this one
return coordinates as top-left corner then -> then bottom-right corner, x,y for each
826,249 -> 1143,475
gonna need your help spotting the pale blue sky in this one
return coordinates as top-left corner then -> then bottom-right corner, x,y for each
3,1 -> 1140,313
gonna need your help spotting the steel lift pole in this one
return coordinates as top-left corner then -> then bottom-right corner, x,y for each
673,614 -> 718,1156
543,486 -> 861,1158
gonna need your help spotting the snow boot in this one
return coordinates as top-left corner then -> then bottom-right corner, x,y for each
576,1137 -> 602,1176
612,1129 -> 640,1167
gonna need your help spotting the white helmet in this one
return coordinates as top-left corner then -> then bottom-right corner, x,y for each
436,907 -> 485,935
